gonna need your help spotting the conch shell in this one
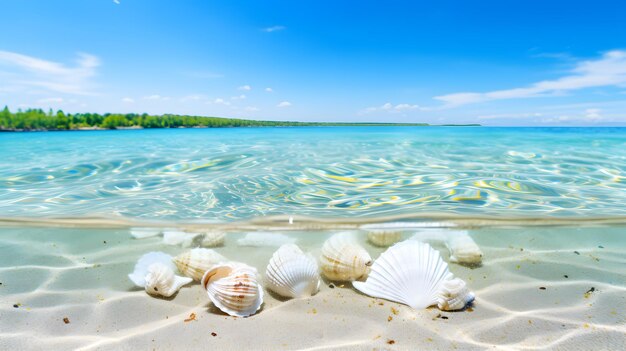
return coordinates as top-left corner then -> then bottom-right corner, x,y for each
201,263 -> 264,317
265,244 -> 320,298
319,232 -> 372,281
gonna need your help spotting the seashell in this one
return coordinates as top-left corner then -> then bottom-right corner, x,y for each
437,277 -> 475,311
319,232 -> 373,281
173,248 -> 227,281
353,240 -> 473,310
367,230 -> 403,247
237,232 -> 296,247
144,262 -> 192,297
200,231 -> 226,247
446,232 -> 483,266
130,227 -> 162,239
128,251 -> 176,287
162,230 -> 203,248
265,244 -> 320,298
201,263 -> 264,317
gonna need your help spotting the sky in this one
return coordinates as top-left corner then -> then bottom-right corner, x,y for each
1,0 -> 626,126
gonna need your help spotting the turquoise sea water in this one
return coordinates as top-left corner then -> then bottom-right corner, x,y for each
1,127 -> 625,222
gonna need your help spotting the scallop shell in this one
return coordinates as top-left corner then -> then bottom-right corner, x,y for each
319,232 -> 373,281
437,277 -> 475,311
130,227 -> 162,239
265,244 -> 320,298
173,248 -> 227,281
446,232 -> 483,266
201,231 -> 226,247
353,240 -> 474,310
128,251 -> 176,287
162,229 -> 203,247
144,262 -> 192,297
237,232 -> 296,247
201,263 -> 264,317
367,230 -> 403,247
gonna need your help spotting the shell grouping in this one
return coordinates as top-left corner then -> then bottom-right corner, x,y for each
173,248 -> 227,281
265,244 -> 320,298
144,262 -> 193,297
353,240 -> 474,311
201,263 -> 264,317
366,230 -> 403,247
319,232 -> 373,282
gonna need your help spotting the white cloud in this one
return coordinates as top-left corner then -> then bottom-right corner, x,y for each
231,94 -> 246,100
0,50 -> 100,95
238,85 -> 251,91
435,50 -> 626,107
265,87 -> 273,92
584,108 -> 602,120
179,94 -> 206,102
277,101 -> 291,108
212,98 -> 231,105
245,106 -> 260,112
121,97 -> 135,103
143,94 -> 169,100
361,102 -> 420,114
37,97 -> 63,104
263,25 -> 286,33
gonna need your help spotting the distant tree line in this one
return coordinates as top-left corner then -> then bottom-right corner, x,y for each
1,106 -> 473,131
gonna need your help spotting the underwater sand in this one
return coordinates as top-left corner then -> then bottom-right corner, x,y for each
1,225 -> 624,350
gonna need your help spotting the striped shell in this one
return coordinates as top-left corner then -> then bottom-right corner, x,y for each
354,240 -> 473,311
265,244 -> 320,298
173,248 -> 227,281
367,230 -> 403,247
144,262 -> 192,297
201,263 -> 264,317
201,231 -> 226,247
319,232 -> 372,282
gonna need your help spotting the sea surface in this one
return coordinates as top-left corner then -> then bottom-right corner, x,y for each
1,127 -> 625,350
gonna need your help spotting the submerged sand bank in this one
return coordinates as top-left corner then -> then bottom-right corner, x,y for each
0,226 -> 624,350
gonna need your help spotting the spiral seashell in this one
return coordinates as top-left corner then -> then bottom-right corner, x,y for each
354,240 -> 474,311
144,262 -> 192,297
437,277 -> 475,311
200,231 -> 226,248
128,251 -> 176,288
201,263 -> 264,317
265,244 -> 320,298
173,248 -> 227,281
366,230 -> 403,247
319,232 -> 373,282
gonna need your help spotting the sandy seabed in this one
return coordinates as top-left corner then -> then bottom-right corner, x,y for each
0,225 -> 625,350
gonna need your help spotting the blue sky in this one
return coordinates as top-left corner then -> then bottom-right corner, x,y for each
1,0 -> 625,125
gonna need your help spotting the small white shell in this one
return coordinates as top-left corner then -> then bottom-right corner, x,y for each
200,231 -> 226,247
162,230 -> 203,248
367,230 -> 403,247
201,263 -> 264,317
437,277 -> 475,311
265,244 -> 320,298
144,262 -> 192,297
128,251 -> 175,287
237,232 -> 296,247
354,240 -> 472,310
319,232 -> 372,281
173,248 -> 227,281
446,232 -> 483,266
130,227 -> 162,239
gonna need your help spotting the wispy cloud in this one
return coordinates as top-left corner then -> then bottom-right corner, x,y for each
238,85 -> 251,91
0,50 -> 100,95
277,101 -> 291,108
212,98 -> 231,106
231,94 -> 246,100
121,97 -> 134,103
361,102 -> 420,114
265,87 -> 273,93
143,94 -> 169,101
435,50 -> 626,107
263,25 -> 285,33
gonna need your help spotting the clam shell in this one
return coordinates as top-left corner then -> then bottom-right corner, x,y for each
162,230 -> 203,247
237,232 -> 296,247
201,231 -> 226,248
367,230 -> 403,247
437,277 -> 475,311
201,263 -> 264,317
265,244 -> 320,298
128,251 -> 175,287
353,240 -> 464,310
144,262 -> 192,297
446,232 -> 483,266
173,248 -> 227,281
319,232 -> 372,281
